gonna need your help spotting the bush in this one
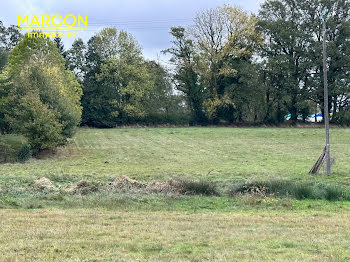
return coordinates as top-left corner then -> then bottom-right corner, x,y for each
17,144 -> 32,163
0,134 -> 31,163
137,113 -> 190,126
6,94 -> 65,153
178,180 -> 219,196
324,185 -> 344,201
0,141 -> 15,163
331,111 -> 350,126
4,36 -> 82,153
342,189 -> 350,201
292,184 -> 314,200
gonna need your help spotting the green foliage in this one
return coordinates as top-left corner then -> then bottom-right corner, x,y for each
82,28 -> 165,127
138,113 -> 190,126
165,7 -> 263,125
96,57 -> 152,123
53,36 -> 66,58
331,110 -> 350,126
4,35 -> 82,152
0,22 -> 23,133
0,70 -> 11,133
0,21 -> 22,51
1,3 -> 350,128
164,27 -> 207,125
178,180 -> 219,196
259,0 -> 350,124
143,60 -> 189,124
66,38 -> 86,81
5,25 -> 22,50
0,134 -> 31,163
258,0 -> 313,123
292,184 -> 314,200
8,34 -> 64,76
194,6 -> 263,124
0,140 -> 15,163
17,144 -> 32,163
6,92 -> 65,153
324,185 -> 344,201
0,48 -> 8,71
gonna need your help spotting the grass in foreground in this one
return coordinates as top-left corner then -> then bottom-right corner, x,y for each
1,207 -> 350,262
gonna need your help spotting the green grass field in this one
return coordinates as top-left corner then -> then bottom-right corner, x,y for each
1,127 -> 350,183
1,127 -> 350,261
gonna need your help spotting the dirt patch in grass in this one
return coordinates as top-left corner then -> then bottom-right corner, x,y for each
29,177 -> 58,192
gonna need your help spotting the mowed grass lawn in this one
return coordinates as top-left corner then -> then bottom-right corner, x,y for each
1,127 -> 350,184
1,208 -> 350,262
1,127 -> 350,261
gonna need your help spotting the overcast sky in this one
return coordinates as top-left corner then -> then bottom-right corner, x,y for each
1,0 -> 264,61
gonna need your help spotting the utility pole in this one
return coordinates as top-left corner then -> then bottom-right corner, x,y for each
309,8 -> 332,175
322,8 -> 331,175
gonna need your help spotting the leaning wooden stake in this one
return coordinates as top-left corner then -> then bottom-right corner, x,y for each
309,147 -> 326,174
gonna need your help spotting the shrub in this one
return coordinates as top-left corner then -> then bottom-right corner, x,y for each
4,36 -> 82,153
0,141 -> 15,163
17,144 -> 32,163
342,189 -> 350,201
292,184 -> 314,200
331,111 -> 350,126
0,134 -> 31,163
6,93 -> 65,154
178,180 -> 219,196
309,183 -> 326,199
137,113 -> 190,126
324,185 -> 344,201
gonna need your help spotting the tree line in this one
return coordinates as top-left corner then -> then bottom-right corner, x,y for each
1,0 -> 350,154
165,1 -> 350,125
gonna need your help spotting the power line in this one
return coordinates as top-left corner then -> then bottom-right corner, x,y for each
87,18 -> 192,24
